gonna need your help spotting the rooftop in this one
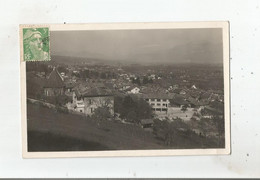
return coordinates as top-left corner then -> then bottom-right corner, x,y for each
44,68 -> 64,88
142,93 -> 174,100
75,87 -> 113,98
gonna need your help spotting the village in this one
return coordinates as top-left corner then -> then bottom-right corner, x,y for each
26,59 -> 225,144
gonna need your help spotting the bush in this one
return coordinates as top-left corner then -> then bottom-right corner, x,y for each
181,105 -> 188,112
43,95 -> 70,106
114,95 -> 153,123
126,111 -> 137,123
92,107 -> 112,121
56,106 -> 69,114
153,118 -> 191,146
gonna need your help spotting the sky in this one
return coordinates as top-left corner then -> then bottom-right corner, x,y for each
51,28 -> 223,64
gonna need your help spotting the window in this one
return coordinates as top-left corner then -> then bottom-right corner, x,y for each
151,103 -> 155,106
162,103 -> 166,106
162,99 -> 167,102
89,99 -> 92,104
157,103 -> 161,106
80,110 -> 82,112
162,108 -> 167,111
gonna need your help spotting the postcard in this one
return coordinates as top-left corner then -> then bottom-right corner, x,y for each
20,22 -> 230,158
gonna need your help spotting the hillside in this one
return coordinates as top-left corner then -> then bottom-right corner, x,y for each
27,102 -> 165,151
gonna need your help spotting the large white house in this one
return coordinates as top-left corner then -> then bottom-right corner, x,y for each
143,93 -> 173,116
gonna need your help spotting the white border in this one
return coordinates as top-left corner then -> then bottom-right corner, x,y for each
20,22 -> 230,158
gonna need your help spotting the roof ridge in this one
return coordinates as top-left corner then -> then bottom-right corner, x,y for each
44,67 -> 64,88
55,67 -> 64,81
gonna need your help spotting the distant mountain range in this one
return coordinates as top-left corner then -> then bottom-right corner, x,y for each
51,55 -> 135,66
51,55 -> 101,65
50,55 -> 223,67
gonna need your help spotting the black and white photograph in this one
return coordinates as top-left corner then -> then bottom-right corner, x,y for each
21,22 -> 230,157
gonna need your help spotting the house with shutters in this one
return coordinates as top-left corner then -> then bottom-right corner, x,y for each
72,87 -> 114,116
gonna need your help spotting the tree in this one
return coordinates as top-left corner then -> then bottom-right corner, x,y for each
143,76 -> 149,84
126,111 -> 137,122
132,77 -> 141,85
136,98 -> 153,120
212,115 -> 225,146
55,95 -> 70,106
198,118 -> 217,137
153,118 -> 191,146
181,105 -> 188,112
114,95 -> 124,114
122,95 -> 135,109
92,107 -> 112,121
114,95 -> 153,123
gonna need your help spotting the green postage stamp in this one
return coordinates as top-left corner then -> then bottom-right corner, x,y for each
21,27 -> 50,61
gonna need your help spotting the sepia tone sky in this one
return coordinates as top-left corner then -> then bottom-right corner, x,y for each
51,28 -> 223,64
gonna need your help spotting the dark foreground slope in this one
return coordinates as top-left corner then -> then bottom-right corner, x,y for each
27,102 -> 164,151
27,101 -> 223,151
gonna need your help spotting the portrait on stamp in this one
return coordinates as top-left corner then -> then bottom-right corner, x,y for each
20,22 -> 230,158
22,27 -> 50,61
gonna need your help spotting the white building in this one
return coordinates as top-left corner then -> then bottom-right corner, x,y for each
143,93 -> 173,116
127,87 -> 140,94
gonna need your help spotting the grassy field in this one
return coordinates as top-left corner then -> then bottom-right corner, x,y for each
27,102 -> 165,151
27,101 -> 223,151
28,131 -> 111,151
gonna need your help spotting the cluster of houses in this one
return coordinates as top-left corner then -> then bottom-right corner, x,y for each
41,67 -> 224,124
